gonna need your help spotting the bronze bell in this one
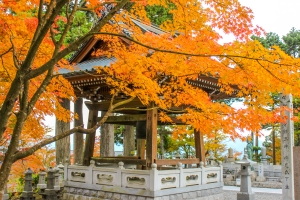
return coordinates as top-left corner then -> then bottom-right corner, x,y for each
136,121 -> 146,139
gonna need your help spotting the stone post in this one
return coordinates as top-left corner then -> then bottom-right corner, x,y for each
37,170 -> 47,189
53,167 -> 60,191
236,159 -> 255,200
57,162 -> 64,187
256,163 -> 266,182
3,184 -> 9,200
20,168 -> 35,200
280,94 -> 294,200
178,162 -> 184,187
150,163 -> 159,191
64,159 -> 69,182
45,167 -> 58,200
116,161 -> 124,187
227,148 -> 235,162
200,162 -> 206,184
261,147 -> 267,165
293,146 -> 300,200
207,150 -> 215,166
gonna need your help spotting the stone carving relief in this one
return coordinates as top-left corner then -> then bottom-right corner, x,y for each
127,177 -> 146,185
161,177 -> 176,184
71,172 -> 85,178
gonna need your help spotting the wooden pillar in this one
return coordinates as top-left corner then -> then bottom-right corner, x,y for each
146,104 -> 157,168
194,129 -> 205,166
83,106 -> 98,166
100,112 -> 114,157
74,97 -> 84,164
136,139 -> 145,169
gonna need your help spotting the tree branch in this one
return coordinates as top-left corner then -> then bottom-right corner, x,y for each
13,95 -> 136,161
56,0 -> 79,53
9,36 -> 20,69
38,0 -> 44,23
22,0 -> 68,73
27,69 -> 53,116
91,32 -> 297,67
25,0 -> 130,80
0,47 -> 12,58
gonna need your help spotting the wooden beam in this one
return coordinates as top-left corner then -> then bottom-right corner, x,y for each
96,114 -> 185,125
82,108 -> 98,166
85,98 -> 144,111
155,158 -> 200,166
98,114 -> 146,123
194,130 -> 206,166
85,99 -> 188,113
146,104 -> 158,168
92,157 -> 146,165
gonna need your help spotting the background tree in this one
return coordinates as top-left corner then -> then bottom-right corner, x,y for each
252,28 -> 300,164
2,0 -> 300,197
282,27 -> 300,58
204,131 -> 228,161
263,125 -> 281,164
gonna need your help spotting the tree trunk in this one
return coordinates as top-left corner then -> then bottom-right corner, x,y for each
255,132 -> 258,162
123,125 -> 135,156
74,98 -> 84,164
55,99 -> 70,164
100,112 -> 114,157
0,155 -> 14,200
272,126 -> 276,165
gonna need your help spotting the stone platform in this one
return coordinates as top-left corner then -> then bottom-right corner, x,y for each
63,184 -> 223,200
63,161 -> 224,200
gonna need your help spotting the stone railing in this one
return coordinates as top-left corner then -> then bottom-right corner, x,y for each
64,161 -> 223,191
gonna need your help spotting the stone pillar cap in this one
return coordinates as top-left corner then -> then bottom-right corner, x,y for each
57,162 -> 64,169
235,154 -> 251,165
25,168 -> 33,174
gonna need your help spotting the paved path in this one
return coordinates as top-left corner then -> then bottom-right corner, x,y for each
224,185 -> 282,194
223,186 -> 282,200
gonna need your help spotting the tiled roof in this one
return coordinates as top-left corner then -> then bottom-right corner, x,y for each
61,57 -> 116,76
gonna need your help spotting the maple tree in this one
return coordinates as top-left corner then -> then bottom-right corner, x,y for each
1,0 -> 300,197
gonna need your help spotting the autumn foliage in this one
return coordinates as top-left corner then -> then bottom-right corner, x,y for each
1,0 -> 300,196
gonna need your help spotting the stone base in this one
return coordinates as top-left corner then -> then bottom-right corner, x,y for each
63,186 -> 223,200
3,194 -> 9,200
237,192 -> 255,200
256,176 -> 266,182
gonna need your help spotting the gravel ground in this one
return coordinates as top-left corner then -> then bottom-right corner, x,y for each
223,190 -> 282,200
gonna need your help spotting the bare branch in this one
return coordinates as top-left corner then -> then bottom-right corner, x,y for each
0,47 -> 12,58
9,37 -> 20,69
27,69 -> 53,116
0,58 -> 12,82
56,0 -> 79,53
78,2 -> 119,11
38,0 -> 44,23
20,80 -> 29,113
50,26 -> 59,48
256,60 -> 290,85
